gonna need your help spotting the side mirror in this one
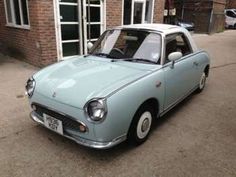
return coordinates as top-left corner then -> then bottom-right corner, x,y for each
87,42 -> 93,50
168,51 -> 183,61
168,52 -> 183,68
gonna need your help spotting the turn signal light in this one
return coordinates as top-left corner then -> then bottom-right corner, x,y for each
79,124 -> 87,132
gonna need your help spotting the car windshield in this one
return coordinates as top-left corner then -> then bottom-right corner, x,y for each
89,29 -> 162,64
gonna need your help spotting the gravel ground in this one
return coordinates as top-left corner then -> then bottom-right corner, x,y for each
0,30 -> 236,177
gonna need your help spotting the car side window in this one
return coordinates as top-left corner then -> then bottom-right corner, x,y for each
226,11 -> 236,18
165,33 -> 192,64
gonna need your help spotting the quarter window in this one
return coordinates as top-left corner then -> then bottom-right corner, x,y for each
165,33 -> 192,63
4,0 -> 30,28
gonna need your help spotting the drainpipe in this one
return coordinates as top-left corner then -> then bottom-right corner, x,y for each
88,0 -> 91,41
181,0 -> 184,20
208,1 -> 213,34
167,0 -> 170,23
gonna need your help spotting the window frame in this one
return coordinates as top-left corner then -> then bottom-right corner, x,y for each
4,0 -> 30,29
164,32 -> 193,64
122,0 -> 155,25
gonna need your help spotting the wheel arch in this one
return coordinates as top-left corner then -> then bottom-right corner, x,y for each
127,97 -> 160,143
132,97 -> 160,121
204,64 -> 210,77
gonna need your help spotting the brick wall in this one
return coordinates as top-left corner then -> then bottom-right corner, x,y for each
106,0 -> 123,29
175,0 -> 226,33
36,0 -> 57,66
106,0 -> 165,28
153,0 -> 165,23
226,0 -> 236,8
181,1 -> 212,33
0,0 -> 164,67
0,0 -> 40,66
0,0 -> 57,67
210,0 -> 226,33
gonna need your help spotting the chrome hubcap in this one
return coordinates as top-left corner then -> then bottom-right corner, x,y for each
141,118 -> 150,132
137,111 -> 152,139
199,73 -> 206,89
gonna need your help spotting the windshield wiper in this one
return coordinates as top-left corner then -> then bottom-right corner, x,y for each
111,58 -> 157,64
91,52 -> 114,58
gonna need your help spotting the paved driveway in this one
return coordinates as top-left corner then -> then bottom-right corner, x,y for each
0,30 -> 236,177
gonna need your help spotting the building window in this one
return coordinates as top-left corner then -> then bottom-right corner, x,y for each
123,0 -> 154,25
123,0 -> 132,25
4,0 -> 30,28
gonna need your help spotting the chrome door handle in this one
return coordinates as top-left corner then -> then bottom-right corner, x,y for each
193,61 -> 199,66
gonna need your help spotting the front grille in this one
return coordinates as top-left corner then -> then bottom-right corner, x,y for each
33,103 -> 84,132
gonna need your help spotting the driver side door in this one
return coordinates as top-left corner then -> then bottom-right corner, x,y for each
163,33 -> 197,109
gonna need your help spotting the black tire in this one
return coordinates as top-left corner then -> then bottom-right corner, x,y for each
127,104 -> 154,145
234,24 -> 236,29
196,72 -> 206,93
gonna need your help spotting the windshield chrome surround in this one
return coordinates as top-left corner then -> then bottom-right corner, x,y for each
89,29 -> 163,65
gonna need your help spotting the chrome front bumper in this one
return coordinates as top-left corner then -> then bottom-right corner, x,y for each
30,111 -> 126,149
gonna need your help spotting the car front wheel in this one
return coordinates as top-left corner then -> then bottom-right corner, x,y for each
196,72 -> 206,93
128,105 -> 153,145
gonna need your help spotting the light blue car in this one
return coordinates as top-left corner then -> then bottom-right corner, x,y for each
26,24 -> 210,149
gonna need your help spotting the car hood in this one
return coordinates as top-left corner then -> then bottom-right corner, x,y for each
33,56 -> 159,109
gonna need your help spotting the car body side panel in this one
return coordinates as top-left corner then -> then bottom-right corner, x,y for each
163,56 -> 198,109
195,51 -> 210,74
93,51 -> 210,142
189,50 -> 210,85
93,69 -> 165,142
163,51 -> 210,109
226,16 -> 236,27
225,9 -> 236,27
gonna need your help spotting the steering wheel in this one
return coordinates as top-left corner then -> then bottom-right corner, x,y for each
110,48 -> 124,58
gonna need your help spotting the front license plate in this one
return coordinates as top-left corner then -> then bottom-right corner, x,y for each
43,114 -> 63,135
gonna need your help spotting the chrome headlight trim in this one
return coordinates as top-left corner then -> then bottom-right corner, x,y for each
25,77 -> 36,98
84,98 -> 107,123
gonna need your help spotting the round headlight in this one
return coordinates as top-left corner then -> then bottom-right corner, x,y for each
84,98 -> 107,122
25,77 -> 36,97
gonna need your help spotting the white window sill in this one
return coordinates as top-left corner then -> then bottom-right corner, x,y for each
5,24 -> 30,30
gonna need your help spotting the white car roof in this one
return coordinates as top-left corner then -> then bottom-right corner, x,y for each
114,23 -> 198,52
115,23 -> 186,35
